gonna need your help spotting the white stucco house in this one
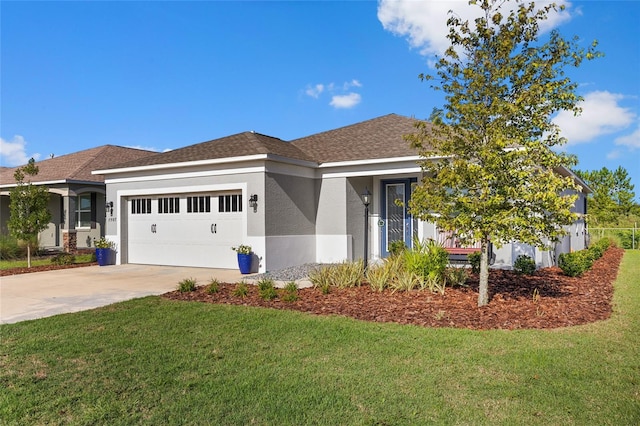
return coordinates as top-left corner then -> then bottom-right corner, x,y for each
94,114 -> 590,272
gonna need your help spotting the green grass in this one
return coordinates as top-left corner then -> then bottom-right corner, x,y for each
0,253 -> 95,270
1,252 -> 639,425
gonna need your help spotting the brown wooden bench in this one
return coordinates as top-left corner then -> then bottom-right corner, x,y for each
444,244 -> 495,265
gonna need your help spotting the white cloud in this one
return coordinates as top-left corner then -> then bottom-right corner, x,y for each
125,145 -> 165,153
606,150 -> 622,160
615,123 -> 640,150
553,91 -> 636,145
378,0 -> 573,58
330,93 -> 362,109
0,135 -> 41,166
304,80 -> 363,109
305,84 -> 325,98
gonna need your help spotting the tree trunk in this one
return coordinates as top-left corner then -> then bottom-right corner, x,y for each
27,243 -> 32,268
477,238 -> 490,307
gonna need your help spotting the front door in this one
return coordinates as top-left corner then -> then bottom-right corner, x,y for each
381,179 -> 417,257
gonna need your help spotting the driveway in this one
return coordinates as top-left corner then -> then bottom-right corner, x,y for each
0,264 -> 245,324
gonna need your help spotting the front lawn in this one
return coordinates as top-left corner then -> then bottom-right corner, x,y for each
1,251 -> 638,425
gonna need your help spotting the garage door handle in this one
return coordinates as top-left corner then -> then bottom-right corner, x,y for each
211,224 -> 217,234
151,224 -> 157,233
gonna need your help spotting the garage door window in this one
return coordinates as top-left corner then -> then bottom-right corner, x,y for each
187,196 -> 211,213
158,197 -> 180,214
219,194 -> 242,213
131,198 -> 152,214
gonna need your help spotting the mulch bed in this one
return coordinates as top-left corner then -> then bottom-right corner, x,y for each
0,261 -> 98,276
164,247 -> 624,330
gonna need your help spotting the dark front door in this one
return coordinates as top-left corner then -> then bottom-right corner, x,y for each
381,179 -> 417,257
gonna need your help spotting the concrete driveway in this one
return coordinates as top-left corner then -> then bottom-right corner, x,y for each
1,264 -> 245,324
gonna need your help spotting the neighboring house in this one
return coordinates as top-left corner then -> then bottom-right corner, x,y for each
0,145 -> 157,252
94,114 -> 590,272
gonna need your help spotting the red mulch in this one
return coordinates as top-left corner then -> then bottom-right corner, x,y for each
164,247 -> 624,330
0,261 -> 98,276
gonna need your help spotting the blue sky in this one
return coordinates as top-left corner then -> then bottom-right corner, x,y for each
1,1 -> 638,198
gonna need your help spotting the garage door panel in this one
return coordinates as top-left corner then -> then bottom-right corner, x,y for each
127,194 -> 243,269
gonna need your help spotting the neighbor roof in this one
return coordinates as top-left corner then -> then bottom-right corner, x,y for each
0,145 -> 156,186
291,113 -> 424,163
107,132 -> 316,170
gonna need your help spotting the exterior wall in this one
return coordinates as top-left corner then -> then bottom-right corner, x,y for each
105,168 -> 265,269
264,172 -> 317,271
39,194 -> 62,247
0,195 -> 10,235
315,177 -> 350,263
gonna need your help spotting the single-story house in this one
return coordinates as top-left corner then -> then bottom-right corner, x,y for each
94,114 -> 590,272
0,145 -> 156,251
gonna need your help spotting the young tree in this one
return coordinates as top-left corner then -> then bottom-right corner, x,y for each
406,0 -> 600,306
576,166 -> 637,224
8,158 -> 52,267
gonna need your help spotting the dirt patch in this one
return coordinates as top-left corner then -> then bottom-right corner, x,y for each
164,247 -> 624,330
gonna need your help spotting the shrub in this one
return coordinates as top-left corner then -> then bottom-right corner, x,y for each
389,269 -> 421,293
281,281 -> 299,302
0,235 -> 25,260
388,240 -> 407,256
558,251 -> 592,277
331,260 -> 365,288
233,282 -> 249,298
51,253 -> 75,265
206,279 -> 220,294
258,278 -> 278,300
178,278 -> 197,292
444,267 -> 469,288
402,238 -> 449,287
309,266 -> 333,294
513,255 -> 536,275
467,251 -> 481,274
366,256 -> 402,292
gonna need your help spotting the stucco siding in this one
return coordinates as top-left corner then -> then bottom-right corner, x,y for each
315,177 -> 346,235
265,172 -> 316,236
346,176 -> 373,261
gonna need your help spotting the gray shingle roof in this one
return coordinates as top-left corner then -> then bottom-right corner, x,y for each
292,113 -> 425,163
109,132 -> 315,169
0,145 -> 156,185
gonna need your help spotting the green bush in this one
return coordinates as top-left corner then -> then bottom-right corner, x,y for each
206,279 -> 220,294
281,281 -> 299,302
558,251 -> 593,277
467,251 -> 481,274
233,282 -> 249,298
177,278 -> 197,292
616,230 -> 639,249
257,278 -> 278,300
51,253 -> 75,265
388,240 -> 407,256
444,267 -> 469,287
310,261 -> 364,290
513,255 -> 536,275
309,266 -> 333,294
366,256 -> 403,292
402,238 -> 449,285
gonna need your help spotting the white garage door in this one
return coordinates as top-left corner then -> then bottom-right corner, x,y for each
127,192 -> 243,269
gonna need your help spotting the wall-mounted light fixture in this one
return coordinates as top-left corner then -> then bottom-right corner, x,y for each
105,201 -> 114,216
249,194 -> 258,213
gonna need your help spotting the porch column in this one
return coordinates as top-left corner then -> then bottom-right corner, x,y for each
62,195 -> 77,253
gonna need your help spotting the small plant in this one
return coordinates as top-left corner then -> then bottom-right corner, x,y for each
388,240 -> 407,256
257,278 -> 278,300
467,251 -> 481,274
233,282 -> 249,298
331,260 -> 365,288
558,251 -> 593,277
444,267 -> 468,288
178,278 -> 197,292
390,269 -> 421,293
281,281 -> 299,302
51,253 -> 75,265
513,255 -> 536,275
93,237 -> 114,249
309,266 -> 333,294
434,310 -> 447,321
206,278 -> 220,294
231,245 -> 252,255
366,256 -> 402,292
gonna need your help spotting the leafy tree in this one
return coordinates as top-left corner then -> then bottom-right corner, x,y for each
576,166 -> 638,224
7,158 -> 52,267
406,0 -> 600,306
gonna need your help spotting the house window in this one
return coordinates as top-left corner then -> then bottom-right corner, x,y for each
76,194 -> 92,228
158,197 -> 180,214
219,194 -> 242,213
187,196 -> 211,213
131,198 -> 152,214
